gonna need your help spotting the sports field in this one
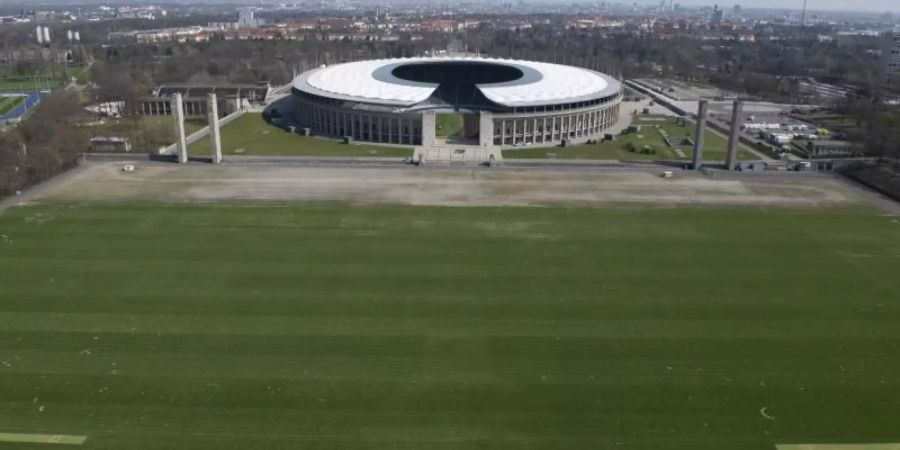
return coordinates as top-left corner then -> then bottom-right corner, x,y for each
188,113 -> 412,157
0,96 -> 25,116
1,200 -> 900,449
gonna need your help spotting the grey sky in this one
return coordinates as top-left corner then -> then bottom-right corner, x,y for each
671,0 -> 897,12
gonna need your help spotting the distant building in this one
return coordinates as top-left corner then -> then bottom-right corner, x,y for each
884,30 -> 900,82
710,5 -> 724,26
237,8 -> 264,29
32,10 -> 53,23
135,84 -> 271,117
805,140 -> 858,158
89,136 -> 132,153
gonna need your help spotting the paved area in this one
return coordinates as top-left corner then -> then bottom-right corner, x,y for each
13,161 -> 866,209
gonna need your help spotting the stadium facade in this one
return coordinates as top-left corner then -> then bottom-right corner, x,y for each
290,56 -> 622,153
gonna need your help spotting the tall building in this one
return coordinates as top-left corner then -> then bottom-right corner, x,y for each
885,31 -> 900,82
237,8 -> 263,29
710,4 -> 724,26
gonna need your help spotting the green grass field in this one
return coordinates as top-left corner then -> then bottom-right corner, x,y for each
0,96 -> 25,115
2,201 -> 900,449
188,113 -> 413,157
505,115 -> 757,161
436,113 -> 464,138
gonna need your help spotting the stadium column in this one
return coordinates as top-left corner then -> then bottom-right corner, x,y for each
691,100 -> 709,171
479,112 -> 494,148
207,93 -> 222,164
422,111 -> 435,148
172,93 -> 188,164
726,100 -> 744,171
512,119 -> 517,145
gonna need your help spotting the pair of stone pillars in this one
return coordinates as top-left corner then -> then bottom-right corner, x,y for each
171,92 -> 222,164
691,99 -> 744,171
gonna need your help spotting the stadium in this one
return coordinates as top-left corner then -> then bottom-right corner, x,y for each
290,56 -> 622,155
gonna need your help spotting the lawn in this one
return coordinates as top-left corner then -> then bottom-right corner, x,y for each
436,113 -> 464,138
84,116 -> 206,152
505,114 -> 757,161
189,113 -> 413,157
793,110 -> 862,135
1,201 -> 900,449
0,66 -> 80,91
0,76 -> 62,92
0,96 -> 25,115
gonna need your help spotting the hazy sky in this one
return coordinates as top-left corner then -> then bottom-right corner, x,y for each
666,0 -> 897,12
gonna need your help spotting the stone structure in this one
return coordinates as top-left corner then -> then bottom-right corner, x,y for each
691,100 -> 709,170
726,100 -> 744,171
172,93 -> 188,164
207,93 -> 222,164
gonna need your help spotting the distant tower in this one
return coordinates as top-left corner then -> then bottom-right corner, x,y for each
801,0 -> 808,26
67,29 -> 73,42
36,26 -> 44,44
74,31 -> 80,42
43,26 -> 51,44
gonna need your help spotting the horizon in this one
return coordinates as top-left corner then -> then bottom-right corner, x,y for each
0,0 -> 898,13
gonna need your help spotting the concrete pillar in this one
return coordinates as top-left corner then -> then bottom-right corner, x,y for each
479,111 -> 494,148
422,111 -> 436,148
691,100 -> 709,171
172,93 -> 188,164
378,116 -> 384,142
207,93 -> 222,164
726,100 -> 744,171
501,119 -> 507,145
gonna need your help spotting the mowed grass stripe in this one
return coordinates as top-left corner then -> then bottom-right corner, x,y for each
1,202 -> 900,449
2,313 -> 899,338
0,432 -> 86,445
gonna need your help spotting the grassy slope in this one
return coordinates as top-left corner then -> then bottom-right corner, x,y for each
505,115 -> 757,161
188,113 -> 412,157
0,96 -> 25,115
1,202 -> 900,449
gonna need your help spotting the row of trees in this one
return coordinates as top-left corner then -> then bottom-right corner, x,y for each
0,92 -> 87,198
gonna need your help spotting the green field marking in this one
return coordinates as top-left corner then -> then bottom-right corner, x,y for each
188,113 -> 412,157
0,95 -> 26,115
1,202 -> 900,449
0,433 -> 86,445
779,445 -> 900,450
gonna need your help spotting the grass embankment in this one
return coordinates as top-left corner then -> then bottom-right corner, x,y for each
188,113 -> 412,157
505,114 -> 757,161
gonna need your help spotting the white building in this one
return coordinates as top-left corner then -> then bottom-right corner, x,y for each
237,8 -> 263,29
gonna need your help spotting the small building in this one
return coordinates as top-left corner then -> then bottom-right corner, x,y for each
90,136 -> 132,153
805,140 -> 857,158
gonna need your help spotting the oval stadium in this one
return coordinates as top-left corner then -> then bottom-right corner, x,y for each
290,56 -> 622,160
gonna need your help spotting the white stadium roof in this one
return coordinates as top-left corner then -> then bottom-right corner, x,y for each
292,56 -> 621,108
